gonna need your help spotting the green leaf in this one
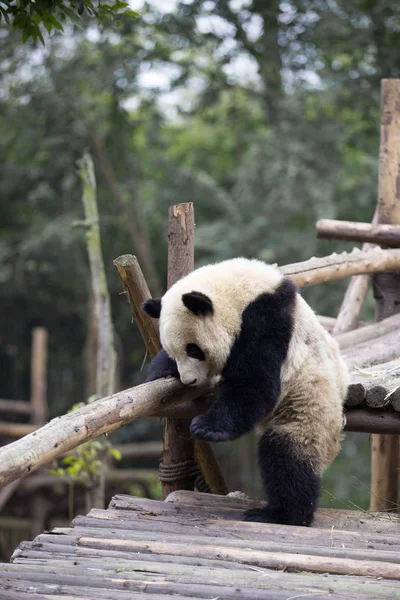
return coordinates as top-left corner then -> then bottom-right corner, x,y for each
46,14 -> 64,31
110,2 -> 130,10
109,448 -> 122,461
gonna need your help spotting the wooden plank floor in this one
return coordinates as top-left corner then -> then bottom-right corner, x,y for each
1,490 -> 400,599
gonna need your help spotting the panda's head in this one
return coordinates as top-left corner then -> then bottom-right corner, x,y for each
142,288 -> 232,386
141,258 -> 284,387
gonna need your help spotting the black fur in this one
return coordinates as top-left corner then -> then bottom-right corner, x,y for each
182,291 -> 213,316
243,431 -> 321,526
144,348 -> 179,382
142,298 -> 162,319
186,343 -> 206,361
190,278 -> 296,442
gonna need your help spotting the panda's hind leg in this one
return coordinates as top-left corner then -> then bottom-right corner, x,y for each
244,430 -> 321,527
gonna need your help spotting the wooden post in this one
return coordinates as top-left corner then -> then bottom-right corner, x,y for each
30,327 -> 48,426
162,203 -> 197,499
114,254 -> 228,495
370,79 -> 400,512
332,211 -> 377,336
30,327 -> 49,538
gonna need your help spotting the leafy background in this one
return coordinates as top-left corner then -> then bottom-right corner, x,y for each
1,0 -> 399,522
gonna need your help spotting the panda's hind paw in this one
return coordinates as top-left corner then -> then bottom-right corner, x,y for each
190,415 -> 231,442
243,507 -> 273,523
243,506 -> 313,526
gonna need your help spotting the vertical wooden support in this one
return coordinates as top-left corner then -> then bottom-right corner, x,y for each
162,203 -> 196,499
30,327 -> 48,538
370,79 -> 400,511
30,327 -> 48,426
114,253 -> 228,495
332,210 -> 378,336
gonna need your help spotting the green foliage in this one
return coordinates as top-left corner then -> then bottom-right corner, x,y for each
49,396 -> 121,519
0,0 -> 138,43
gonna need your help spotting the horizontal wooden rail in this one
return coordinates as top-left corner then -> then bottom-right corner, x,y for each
0,400 -> 32,415
345,409 -> 400,434
0,378 -> 211,487
0,423 -> 37,437
281,246 -> 400,287
316,219 -> 400,247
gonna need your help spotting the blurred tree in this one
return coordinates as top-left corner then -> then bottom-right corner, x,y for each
0,0 -> 395,508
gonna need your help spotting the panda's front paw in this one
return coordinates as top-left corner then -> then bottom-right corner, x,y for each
190,415 -> 232,442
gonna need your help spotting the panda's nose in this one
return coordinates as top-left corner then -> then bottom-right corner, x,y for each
181,377 -> 197,386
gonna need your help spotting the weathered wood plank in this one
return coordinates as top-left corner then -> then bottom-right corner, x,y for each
74,511 -> 400,552
1,562 -> 399,599
112,493 -> 400,535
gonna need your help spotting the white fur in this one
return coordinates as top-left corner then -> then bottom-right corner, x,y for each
159,257 -> 349,473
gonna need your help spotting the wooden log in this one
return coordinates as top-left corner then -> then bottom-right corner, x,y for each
194,440 -> 228,496
370,79 -> 400,513
113,255 -> 160,359
6,559 -> 400,600
0,569 -> 364,600
331,211 -> 378,336
78,152 -> 117,510
316,219 -> 400,247
30,327 -> 48,426
341,330 -> 400,369
280,246 -> 400,287
345,360 -> 400,409
18,469 -> 159,491
0,399 -> 32,415
72,506 -> 400,550
114,249 -> 227,496
345,409 -> 400,434
333,273 -> 371,335
72,535 -> 400,580
337,313 -> 400,349
371,434 -> 399,511
6,554 -> 400,597
163,203 -> 197,498
112,492 -> 400,534
0,378 -> 212,488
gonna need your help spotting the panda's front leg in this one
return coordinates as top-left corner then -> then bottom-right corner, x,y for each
190,382 -> 274,442
243,430 -> 321,526
144,349 -> 179,382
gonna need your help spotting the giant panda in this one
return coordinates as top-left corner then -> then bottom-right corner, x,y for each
142,257 -> 349,527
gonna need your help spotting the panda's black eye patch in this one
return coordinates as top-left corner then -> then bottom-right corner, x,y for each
186,343 -> 205,361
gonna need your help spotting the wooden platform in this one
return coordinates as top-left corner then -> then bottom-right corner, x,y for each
1,491 -> 400,599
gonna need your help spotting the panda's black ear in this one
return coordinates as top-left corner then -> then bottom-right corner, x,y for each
182,291 -> 213,316
141,298 -> 162,319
